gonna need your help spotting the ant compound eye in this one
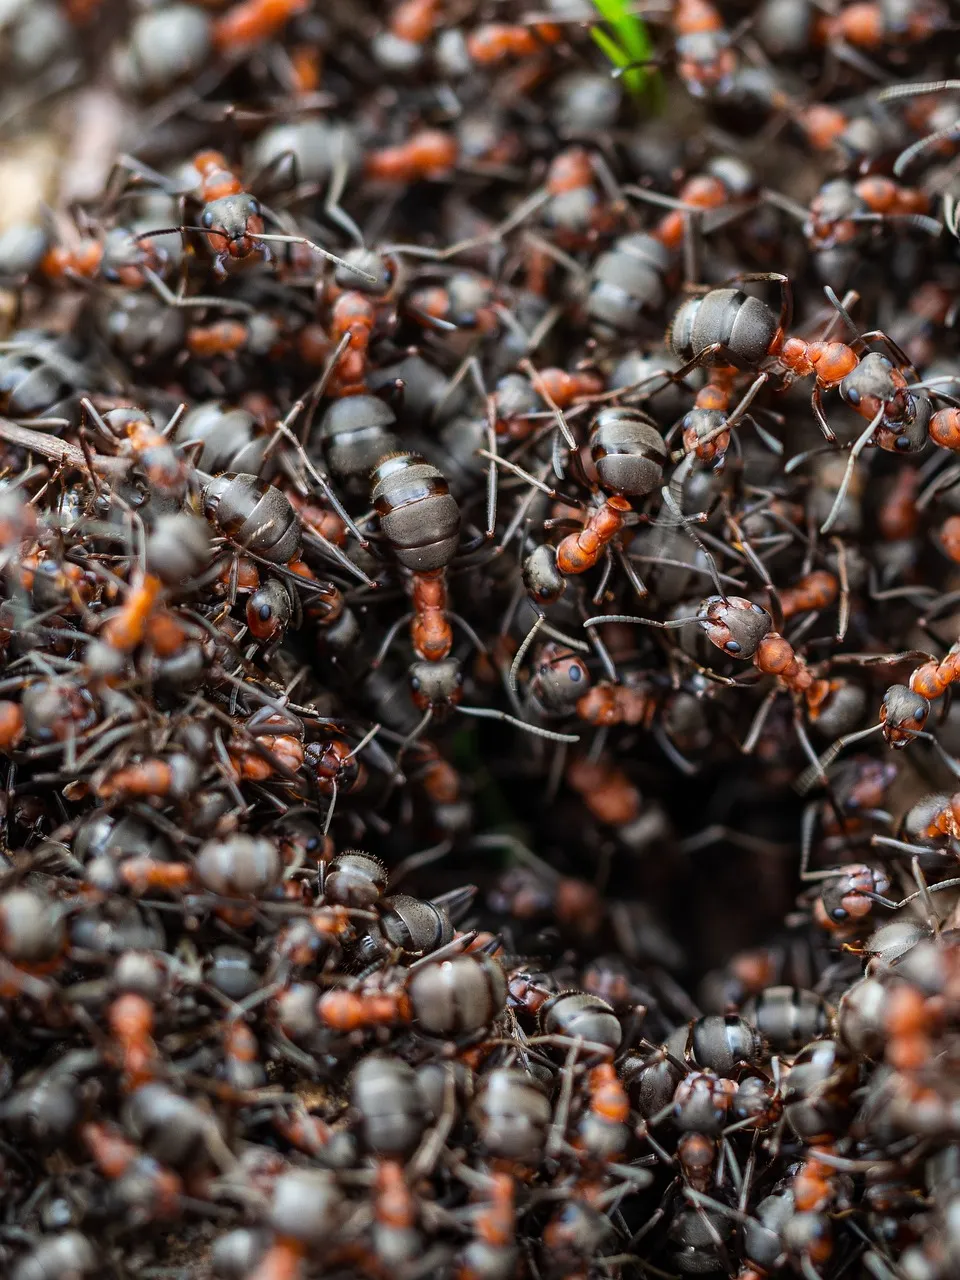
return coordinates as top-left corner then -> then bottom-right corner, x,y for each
914,708 -> 925,721
726,640 -> 741,653
831,907 -> 848,921
202,210 -> 214,228
751,603 -> 765,613
455,672 -> 464,686
258,604 -> 271,620
879,356 -> 892,368
411,677 -> 421,692
569,666 -> 582,682
895,437 -> 911,451
248,199 -> 260,215
845,387 -> 860,405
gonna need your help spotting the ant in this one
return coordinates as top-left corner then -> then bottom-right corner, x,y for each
364,129 -> 458,184
666,278 -> 936,531
779,570 -> 839,622
374,0 -> 441,68
465,18 -> 562,66
588,593 -> 858,787
129,151 -> 375,283
212,0 -> 307,54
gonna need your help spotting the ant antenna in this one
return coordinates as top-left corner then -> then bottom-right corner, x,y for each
822,286 -> 860,339
584,613 -> 698,631
658,475 -> 727,601
509,613 -> 545,694
820,405 -> 885,536
456,705 -> 579,743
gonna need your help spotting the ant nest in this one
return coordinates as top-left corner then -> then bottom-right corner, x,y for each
0,1 -> 957,1277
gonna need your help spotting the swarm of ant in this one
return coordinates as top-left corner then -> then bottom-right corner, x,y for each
4,0 -> 960,1277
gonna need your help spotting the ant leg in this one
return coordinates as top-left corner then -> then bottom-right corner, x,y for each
551,422 -> 565,480
589,149 -> 625,205
112,152 -> 188,196
159,404 -> 187,438
301,530 -> 377,587
408,1063 -> 459,1180
856,329 -> 919,381
810,384 -> 838,444
497,469 -> 553,554
142,265 -> 254,314
484,414 -> 498,541
613,544 -> 647,601
652,724 -> 698,777
520,358 -> 576,450
592,547 -> 615,606
268,405 -> 369,549
396,707 -> 435,765
800,802 -> 842,882
719,271 -> 793,336
299,332 -> 351,444
386,837 -> 453,892
741,687 -> 780,755
584,622 -> 617,684
620,185 -> 708,214
683,208 -> 704,291
435,353 -> 487,420
78,396 -> 114,442
828,37 -> 889,84
669,342 -> 726,385
371,613 -> 413,669
545,1040 -> 580,1159
244,146 -> 299,197
324,156 -> 365,246
820,407 -> 884,535
476,448 -> 564,499
793,709 -> 848,835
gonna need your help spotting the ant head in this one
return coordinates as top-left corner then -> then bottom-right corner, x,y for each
880,684 -> 929,745
530,643 -> 590,714
697,596 -> 772,659
523,546 -> 565,605
840,351 -> 904,410
409,658 -> 463,712
201,195 -> 262,252
885,391 -> 932,453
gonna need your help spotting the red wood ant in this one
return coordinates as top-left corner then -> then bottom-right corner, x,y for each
130,152 -> 376,284
364,130 -> 458,184
667,278 -> 935,531
212,0 -> 307,55
465,19 -> 562,65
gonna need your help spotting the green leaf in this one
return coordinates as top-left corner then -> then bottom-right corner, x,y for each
589,0 -> 660,105
594,0 -> 653,60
